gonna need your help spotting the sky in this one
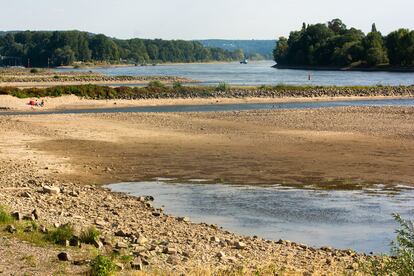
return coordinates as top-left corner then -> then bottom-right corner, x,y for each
1,0 -> 413,40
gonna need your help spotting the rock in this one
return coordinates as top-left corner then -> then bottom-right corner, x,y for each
93,239 -> 104,249
43,186 -> 60,194
115,229 -> 130,237
20,191 -> 32,198
39,225 -> 48,234
6,225 -> 17,234
177,217 -> 190,222
152,211 -> 162,217
23,213 -> 36,221
166,255 -> 180,265
216,251 -> 226,258
210,236 -> 220,243
137,236 -> 148,245
131,257 -> 143,270
57,252 -> 71,262
31,209 -> 39,220
73,259 -> 90,266
235,241 -> 247,250
116,241 -> 128,249
69,237 -> 81,247
95,219 -> 107,227
114,262 -> 124,271
163,247 -> 177,255
11,211 -> 22,221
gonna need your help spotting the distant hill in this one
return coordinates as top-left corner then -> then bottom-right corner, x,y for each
198,39 -> 276,60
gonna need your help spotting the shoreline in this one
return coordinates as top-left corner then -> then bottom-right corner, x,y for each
0,94 -> 412,113
274,64 -> 414,73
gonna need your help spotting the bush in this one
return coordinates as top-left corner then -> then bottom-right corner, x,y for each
216,82 -> 231,92
173,81 -> 183,89
30,68 -> 39,74
0,206 -> 13,224
363,214 -> 414,275
147,80 -> 165,89
80,227 -> 100,244
47,224 -> 75,244
90,255 -> 116,276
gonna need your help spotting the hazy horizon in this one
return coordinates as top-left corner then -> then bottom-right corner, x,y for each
1,0 -> 413,40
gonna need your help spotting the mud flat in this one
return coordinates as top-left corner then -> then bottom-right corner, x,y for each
1,105 -> 414,274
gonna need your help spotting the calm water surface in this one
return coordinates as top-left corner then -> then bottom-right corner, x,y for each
108,181 -> 414,254
59,61 -> 414,86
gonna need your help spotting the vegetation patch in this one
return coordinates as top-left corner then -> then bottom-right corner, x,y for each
90,255 -> 116,276
362,214 -> 414,275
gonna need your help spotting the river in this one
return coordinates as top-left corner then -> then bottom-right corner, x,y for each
58,60 -> 414,86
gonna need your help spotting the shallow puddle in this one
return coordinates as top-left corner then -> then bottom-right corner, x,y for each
107,180 -> 414,254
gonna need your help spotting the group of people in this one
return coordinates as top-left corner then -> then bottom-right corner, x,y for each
28,99 -> 45,107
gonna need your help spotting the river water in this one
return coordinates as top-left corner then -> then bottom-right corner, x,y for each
58,60 -> 414,86
2,98 -> 414,116
108,181 -> 414,254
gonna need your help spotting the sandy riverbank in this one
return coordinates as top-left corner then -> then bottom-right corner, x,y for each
1,105 -> 413,274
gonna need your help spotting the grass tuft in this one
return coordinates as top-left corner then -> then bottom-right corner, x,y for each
80,227 -> 101,244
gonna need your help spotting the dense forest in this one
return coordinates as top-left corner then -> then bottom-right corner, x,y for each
0,31 -> 244,67
274,19 -> 414,69
198,40 -> 276,60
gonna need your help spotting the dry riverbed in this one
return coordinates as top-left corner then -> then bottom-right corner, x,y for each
1,104 -> 414,275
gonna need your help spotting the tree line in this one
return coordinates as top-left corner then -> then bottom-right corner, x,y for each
0,31 -> 244,67
274,19 -> 414,68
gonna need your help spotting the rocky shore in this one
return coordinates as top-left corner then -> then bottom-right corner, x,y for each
0,158 -> 365,275
2,105 -> 412,275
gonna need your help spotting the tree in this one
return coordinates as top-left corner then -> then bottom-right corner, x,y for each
52,46 -> 75,66
363,29 -> 389,66
328,19 -> 347,34
273,37 -> 288,64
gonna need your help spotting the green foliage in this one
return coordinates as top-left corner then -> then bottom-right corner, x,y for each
363,214 -> 414,275
46,224 -> 75,244
0,31 -> 242,67
147,80 -> 166,89
30,68 -> 39,74
216,82 -> 231,92
274,19 -> 414,68
80,227 -> 100,244
173,81 -> 183,89
0,206 -> 14,224
90,255 -> 116,276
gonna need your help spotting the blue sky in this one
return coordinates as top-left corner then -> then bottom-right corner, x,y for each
1,0 -> 413,39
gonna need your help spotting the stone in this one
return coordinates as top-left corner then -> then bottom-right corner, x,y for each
20,191 -> 32,198
6,225 -> 17,234
57,252 -> 71,262
116,241 -> 128,249
115,229 -> 130,237
166,255 -> 180,265
23,214 -> 36,221
137,236 -> 148,245
11,211 -> 22,221
235,241 -> 247,250
69,237 -> 81,247
39,225 -> 48,234
131,257 -> 143,270
178,217 -> 190,222
216,251 -> 226,258
93,239 -> 104,249
210,236 -> 220,243
163,247 -> 177,255
43,186 -> 60,194
32,209 -> 39,220
152,211 -> 162,217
